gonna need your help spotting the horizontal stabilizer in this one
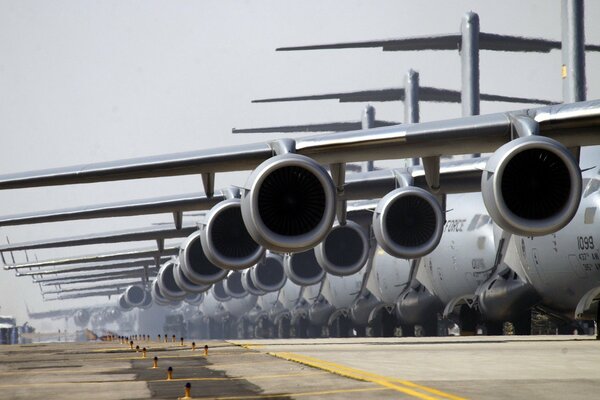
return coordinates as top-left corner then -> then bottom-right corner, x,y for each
277,32 -> 600,53
233,120 -> 398,133
254,87 -> 555,105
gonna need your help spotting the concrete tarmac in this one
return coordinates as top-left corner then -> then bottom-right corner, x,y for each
0,335 -> 598,399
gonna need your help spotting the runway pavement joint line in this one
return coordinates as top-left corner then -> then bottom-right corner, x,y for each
268,352 -> 467,400
190,386 -> 391,399
148,370 -> 327,383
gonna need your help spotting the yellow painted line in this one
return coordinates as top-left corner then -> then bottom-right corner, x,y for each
149,370 -> 325,383
194,386 -> 390,399
269,352 -> 467,400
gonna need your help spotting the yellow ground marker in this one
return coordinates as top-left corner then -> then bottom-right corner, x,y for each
269,352 -> 467,400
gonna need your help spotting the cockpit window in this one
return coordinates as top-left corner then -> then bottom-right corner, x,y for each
583,178 -> 600,198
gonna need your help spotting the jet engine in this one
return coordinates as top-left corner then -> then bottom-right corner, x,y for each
373,186 -> 444,259
179,230 -> 228,285
151,280 -> 171,306
157,260 -> 187,301
482,136 -> 581,236
241,154 -> 336,253
184,292 -> 204,305
201,199 -> 265,270
315,221 -> 370,276
224,270 -> 249,299
284,249 -> 326,286
138,291 -> 153,309
241,268 -> 266,296
173,263 -> 210,294
250,252 -> 287,293
73,309 -> 91,327
211,280 -> 232,302
118,294 -> 133,311
123,285 -> 149,308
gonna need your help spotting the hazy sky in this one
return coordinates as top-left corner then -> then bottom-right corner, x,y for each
0,0 -> 598,326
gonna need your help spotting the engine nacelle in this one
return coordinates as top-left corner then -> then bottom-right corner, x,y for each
482,136 -> 581,236
180,230 -> 228,285
284,249 -> 326,286
184,292 -> 204,305
315,221 -> 369,276
250,253 -> 286,293
73,309 -> 91,327
173,263 -> 210,294
201,199 -> 265,270
138,291 -> 153,309
224,270 -> 248,299
373,186 -> 444,259
241,269 -> 266,296
157,260 -> 187,301
118,294 -> 133,311
211,280 -> 231,302
124,285 -> 148,308
241,154 -> 336,253
151,280 -> 171,306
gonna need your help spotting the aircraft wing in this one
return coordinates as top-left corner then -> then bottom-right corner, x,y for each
276,32 -> 600,52
17,258 -> 169,277
0,101 -> 598,190
49,289 -> 124,300
0,157 -> 487,234
36,268 -> 153,285
4,245 -> 180,270
0,223 -> 198,251
232,120 -> 399,133
253,87 -> 555,105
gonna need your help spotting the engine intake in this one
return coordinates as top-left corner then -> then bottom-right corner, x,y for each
250,252 -> 286,293
241,154 -> 336,253
174,263 -> 210,294
180,230 -> 228,285
373,186 -> 444,259
211,280 -> 231,302
315,221 -> 369,276
151,280 -> 171,306
158,260 -> 187,301
124,285 -> 148,307
224,270 -> 248,299
482,136 -> 581,236
118,294 -> 133,311
242,269 -> 266,296
201,199 -> 265,270
184,292 -> 204,305
284,249 -> 326,286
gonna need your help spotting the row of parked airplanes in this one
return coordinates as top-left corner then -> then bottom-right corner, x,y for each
2,10 -> 600,338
